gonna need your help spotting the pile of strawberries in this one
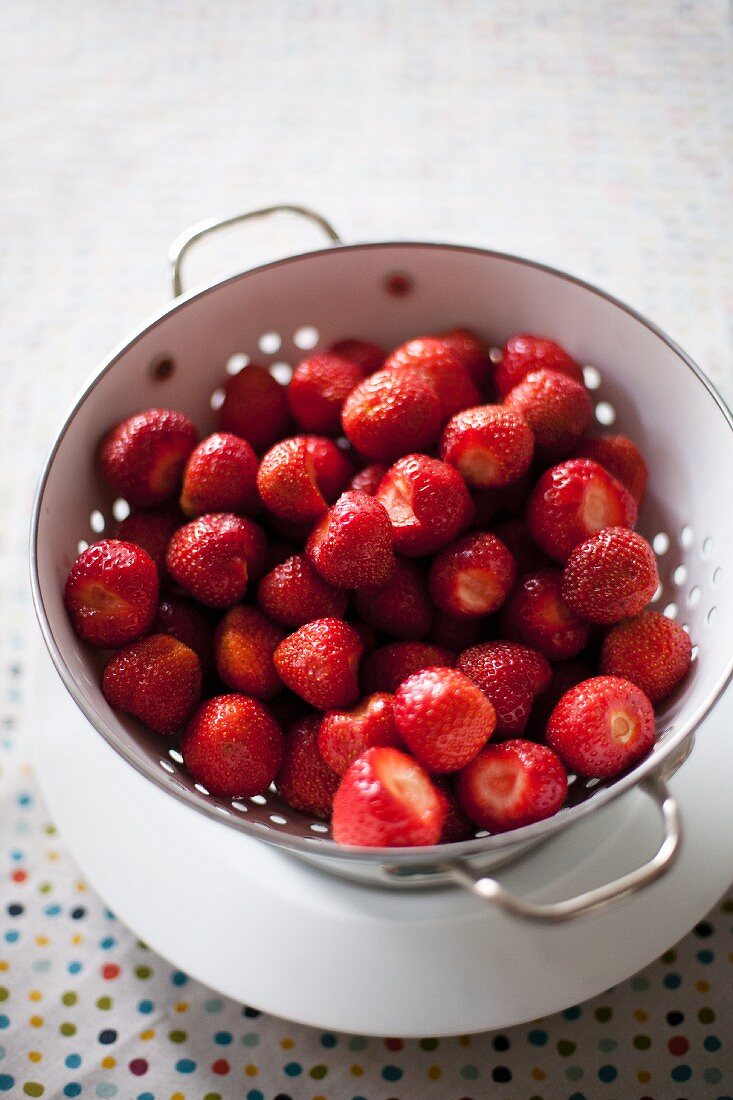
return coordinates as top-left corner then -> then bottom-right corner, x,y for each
63,330 -> 693,848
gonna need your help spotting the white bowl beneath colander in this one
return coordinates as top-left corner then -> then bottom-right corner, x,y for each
30,206 -> 733,921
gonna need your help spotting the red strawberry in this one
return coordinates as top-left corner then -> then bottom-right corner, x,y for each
501,568 -> 591,660
257,552 -> 349,627
458,641 -> 551,737
332,747 -> 445,847
354,558 -> 433,640
361,641 -> 456,694
98,408 -> 198,507
287,352 -> 369,434
428,533 -> 516,619
102,634 -> 201,734
348,463 -> 388,496
384,336 -> 481,420
274,618 -> 363,710
348,619 -> 380,654
504,369 -> 592,460
306,491 -> 396,588
180,432 -> 259,517
275,715 -> 340,819
341,368 -> 442,462
319,693 -> 401,775
469,471 -> 535,528
495,334 -> 583,399
257,435 -> 351,524
440,405 -> 534,488
329,338 -> 385,376
166,514 -> 266,608
64,539 -> 158,647
562,527 -> 658,624
526,658 -> 595,739
375,454 -> 474,556
438,328 -> 493,390
600,611 -> 692,704
268,688 -> 312,730
526,458 -> 638,562
456,740 -> 568,832
427,613 -> 487,653
491,518 -> 548,575
116,508 -> 181,576
546,675 -> 656,777
393,667 -> 496,773
575,435 -> 648,505
218,364 -> 290,452
434,778 -> 475,842
215,605 -> 285,700
182,694 -> 284,798
153,596 -> 216,678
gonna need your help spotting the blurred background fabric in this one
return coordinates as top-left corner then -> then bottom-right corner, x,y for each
1,2 -> 731,1097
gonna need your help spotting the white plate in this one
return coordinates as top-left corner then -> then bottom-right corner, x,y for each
32,638 -> 733,1036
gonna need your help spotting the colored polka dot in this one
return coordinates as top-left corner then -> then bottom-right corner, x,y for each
661,948 -> 676,963
98,1029 -> 117,1045
6,905 -> 23,918
0,1079 -> 13,1093
420,1038 -> 439,1051
29,1015 -> 43,1028
4,933 -> 18,944
699,1007 -> 715,1023
320,1033 -> 337,1048
171,971 -> 187,986
29,991 -> 42,1003
671,1064 -> 692,1082
695,920 -> 714,936
633,1035 -> 651,1050
664,972 -> 682,989
637,1069 -> 651,1083
59,1024 -> 76,1037
427,1065 -> 441,1080
174,1002 -> 188,1013
204,1095 -> 223,1100
45,906 -> 61,917
350,1064 -> 363,1076
67,962 -> 82,975
598,1065 -> 617,1082
95,1086 -> 117,1098
0,992 -> 6,1004
246,1092 -> 264,1100
696,979 -> 711,992
63,1086 -> 81,1098
557,1040 -> 576,1056
102,965 -> 119,981
244,1063 -> 258,1076
23,1085 -> 44,1097
28,1052 -> 41,1064
205,999 -> 224,1013
666,1010 -> 684,1025
101,1057 -> 115,1070
703,1035 -> 721,1051
242,1034 -> 259,1048
129,1059 -> 148,1076
493,1066 -> 512,1082
137,1094 -> 155,1100
169,1030 -> 187,1043
594,1006 -> 612,1022
309,1065 -> 327,1080
384,1037 -> 403,1051
668,1035 -> 689,1055
175,1059 -> 196,1073
704,1067 -> 723,1084
0,1019 -> 8,1031
528,1029 -> 548,1046
284,1063 -> 302,1077
64,1056 -> 81,1069
137,1000 -> 154,1014
348,1037 -> 367,1051
211,1060 -> 229,1075
531,1067 -> 546,1080
134,966 -> 152,980
566,1066 -> 584,1081
96,997 -> 112,1011
459,1065 -> 478,1080
382,1065 -> 403,1081
598,1038 -> 617,1052
100,937 -> 116,950
61,993 -> 77,1007
140,1030 -> 155,1042
70,907 -> 86,920
213,1031 -> 232,1045
697,948 -> 714,963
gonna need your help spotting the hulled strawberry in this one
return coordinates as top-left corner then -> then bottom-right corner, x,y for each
341,368 -> 442,462
318,693 -> 401,775
153,596 -> 216,678
562,527 -> 658,624
495,334 -> 583,399
182,694 -> 284,798
98,408 -> 198,507
306,491 -> 396,588
428,533 -> 516,619
275,715 -> 340,819
64,539 -> 159,647
257,435 -> 352,524
600,611 -> 692,703
274,618 -> 363,710
393,667 -> 496,773
501,568 -> 591,660
353,558 -> 433,640
166,514 -> 266,608
575,434 -> 648,505
457,641 -> 551,737
375,454 -> 474,556
215,605 -> 285,700
440,405 -> 534,488
348,463 -> 388,496
456,740 -> 568,832
180,432 -> 259,517
218,364 -> 290,452
102,634 -> 201,734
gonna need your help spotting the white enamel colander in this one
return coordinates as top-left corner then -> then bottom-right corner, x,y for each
30,205 -> 733,921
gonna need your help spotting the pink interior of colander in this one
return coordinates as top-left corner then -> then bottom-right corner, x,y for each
32,243 -> 733,861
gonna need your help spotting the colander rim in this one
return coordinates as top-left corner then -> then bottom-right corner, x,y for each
29,238 -> 733,865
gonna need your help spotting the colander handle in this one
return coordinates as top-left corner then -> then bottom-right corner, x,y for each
442,774 -> 681,923
168,205 -> 342,297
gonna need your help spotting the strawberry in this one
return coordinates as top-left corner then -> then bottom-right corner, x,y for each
180,432 -> 259,517
575,435 -> 648,505
375,454 -> 474,556
348,463 -> 388,496
501,568 -> 591,660
354,558 -> 433,640
562,527 -> 658,624
393,667 -> 496,772
456,740 -> 568,832
98,408 -> 198,507
306,490 -> 396,589
428,533 -> 516,619
329,338 -> 384,376
218,363 -> 290,452
275,715 -> 340,819
287,352 -> 369,434
471,471 -> 535,525
349,618 -> 380,653
440,405 -> 534,488
526,458 -> 638,562
318,693 -> 401,775
341,368 -> 442,462
546,675 -> 656,777
457,641 -> 551,737
495,334 -> 583,399
491,518 -> 548,576
102,634 -> 201,734
427,612 -> 487,653
600,611 -> 692,704
166,513 -> 266,608
182,694 -> 284,798
257,435 -> 352,524
384,336 -> 481,420
437,328 -> 493,390
361,641 -> 456,694
504,369 -> 592,460
116,508 -> 181,577
64,539 -> 159,647
525,657 -> 595,739
153,596 -> 216,678
331,747 -> 445,847
274,618 -> 363,710
215,605 -> 285,700
257,552 -> 349,627
434,778 -> 475,842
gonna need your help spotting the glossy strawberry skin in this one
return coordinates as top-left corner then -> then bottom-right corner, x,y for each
501,568 -> 591,660
215,605 -> 285,701
341,368 -> 442,462
504,369 -> 592,460
64,539 -> 159,648
354,558 -> 433,640
153,596 -> 216,678
546,675 -> 656,778
275,715 -> 340,819
306,491 -> 396,589
375,454 -> 474,557
115,508 -> 182,578
331,747 -> 445,847
218,364 -> 290,452
427,612 -> 487,653
393,667 -> 496,773
491,518 -> 548,576
257,552 -> 349,627
562,527 -> 658,624
526,458 -> 638,562
600,610 -> 692,704
456,740 -> 568,832
180,432 -> 259,517
440,405 -> 535,489
274,618 -> 364,710
495,334 -> 583,399
384,336 -> 481,420
166,514 -> 266,609
438,328 -> 493,390
457,641 -> 552,737
575,434 -> 648,505
98,408 -> 198,507
348,463 -> 388,496
257,435 -> 352,524
319,693 -> 401,775
287,352 -> 369,434
182,694 -> 284,798
428,533 -> 516,619
102,634 -> 201,734
329,338 -> 384,376
434,777 -> 476,842
361,641 -> 456,694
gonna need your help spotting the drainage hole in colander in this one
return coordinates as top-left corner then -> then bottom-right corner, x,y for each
250,794 -> 267,805
231,801 -> 248,813
168,748 -> 184,764
713,567 -> 723,586
226,353 -> 250,375
691,644 -> 699,661
702,536 -> 714,558
687,586 -> 700,607
159,759 -> 175,774
475,829 -> 490,838
149,355 -> 175,382
77,539 -> 89,555
269,814 -> 288,826
111,498 -> 130,522
310,823 -> 329,833
673,564 -> 688,587
595,400 -> 616,426
384,272 -> 413,297
270,362 -> 293,385
210,388 -> 225,410
680,524 -> 693,548
259,332 -> 281,355
194,782 -> 210,795
650,582 -> 663,604
681,622 -> 690,634
489,347 -> 503,364
214,805 -> 232,816
293,325 -> 319,350
663,602 -> 678,620
583,365 -> 602,390
707,606 -> 717,624
584,777 -> 601,788
89,510 -> 105,534
653,532 -> 670,555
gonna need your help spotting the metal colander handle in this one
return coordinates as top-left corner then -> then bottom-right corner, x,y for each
168,205 -> 342,297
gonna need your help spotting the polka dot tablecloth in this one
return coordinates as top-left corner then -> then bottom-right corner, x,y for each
2,1 -> 732,1097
